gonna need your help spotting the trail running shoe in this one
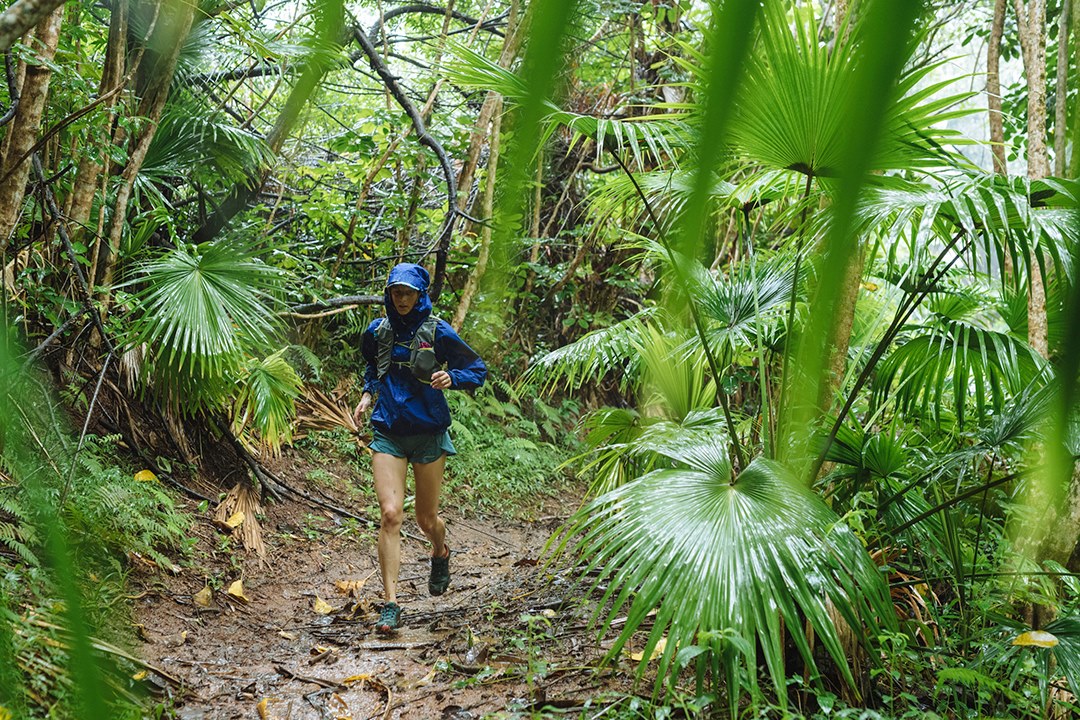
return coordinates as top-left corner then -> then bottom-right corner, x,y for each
429,547 -> 450,596
375,602 -> 402,635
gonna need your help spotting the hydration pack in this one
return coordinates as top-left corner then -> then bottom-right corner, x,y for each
375,316 -> 442,382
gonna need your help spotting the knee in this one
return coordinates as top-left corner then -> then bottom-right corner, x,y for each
380,505 -> 404,530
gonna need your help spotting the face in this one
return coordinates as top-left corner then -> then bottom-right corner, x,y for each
389,285 -> 419,316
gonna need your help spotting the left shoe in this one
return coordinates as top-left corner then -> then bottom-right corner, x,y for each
429,545 -> 451,596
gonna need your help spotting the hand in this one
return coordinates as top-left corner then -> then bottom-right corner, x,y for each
353,393 -> 372,425
430,371 -> 452,390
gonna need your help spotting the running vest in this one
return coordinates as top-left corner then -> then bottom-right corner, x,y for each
374,316 -> 442,382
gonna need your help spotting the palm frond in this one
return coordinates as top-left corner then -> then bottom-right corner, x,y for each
126,241 -> 284,411
522,308 -> 656,394
552,455 -> 896,710
873,299 -> 1043,427
443,42 -> 687,168
233,349 -> 304,455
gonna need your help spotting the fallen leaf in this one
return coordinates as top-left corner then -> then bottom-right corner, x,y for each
411,664 -> 438,688
278,630 -> 297,641
133,469 -> 157,482
1012,630 -> 1059,647
313,596 -> 334,614
327,692 -> 351,719
256,698 -> 272,720
629,636 -> 667,662
342,674 -> 372,686
227,580 -> 251,603
541,608 -> 556,618
193,586 -> 213,607
225,511 -> 246,529
132,670 -> 148,681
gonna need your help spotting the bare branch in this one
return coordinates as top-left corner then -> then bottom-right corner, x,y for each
0,0 -> 66,52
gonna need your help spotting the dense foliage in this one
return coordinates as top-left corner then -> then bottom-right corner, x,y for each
1,0 -> 1080,717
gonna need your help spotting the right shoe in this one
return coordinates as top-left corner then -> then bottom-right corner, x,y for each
375,602 -> 402,635
429,546 -> 451,596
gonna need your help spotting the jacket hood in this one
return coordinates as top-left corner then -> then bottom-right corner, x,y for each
384,263 -> 432,332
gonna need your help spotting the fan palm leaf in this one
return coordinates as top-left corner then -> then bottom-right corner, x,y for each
552,454 -> 896,711
233,349 -> 304,455
126,241 -> 284,411
872,288 -> 1044,427
729,4 -> 972,178
443,42 -> 687,168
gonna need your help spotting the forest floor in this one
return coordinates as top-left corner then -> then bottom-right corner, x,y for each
132,449 -> 651,720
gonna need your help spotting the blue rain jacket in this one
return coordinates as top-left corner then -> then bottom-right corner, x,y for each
361,263 -> 487,435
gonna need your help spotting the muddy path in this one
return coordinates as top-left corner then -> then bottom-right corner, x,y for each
133,459 -> 642,719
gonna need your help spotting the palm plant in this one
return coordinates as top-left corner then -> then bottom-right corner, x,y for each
123,240 -> 300,450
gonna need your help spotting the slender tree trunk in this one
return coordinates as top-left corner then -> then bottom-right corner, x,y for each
1055,0 -> 1072,175
822,247 -> 864,410
0,5 -> 62,252
1014,0 -> 1050,357
451,106 -> 502,330
1071,1 -> 1080,176
98,0 -> 196,298
64,0 -> 127,243
989,0 -> 1009,175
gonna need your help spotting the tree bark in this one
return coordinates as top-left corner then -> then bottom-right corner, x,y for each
98,0 -> 196,298
0,0 -> 65,52
989,0 -> 1008,175
451,102 -> 502,330
0,5 -> 61,253
1054,0 -> 1072,175
63,0 -> 127,244
1013,0 -> 1050,357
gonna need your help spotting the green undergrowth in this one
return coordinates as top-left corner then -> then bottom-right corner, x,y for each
1,350 -> 193,718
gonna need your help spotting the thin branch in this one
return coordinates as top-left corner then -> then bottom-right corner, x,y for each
352,23 -> 457,303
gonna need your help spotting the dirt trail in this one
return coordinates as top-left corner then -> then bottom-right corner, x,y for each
134,470 -> 634,719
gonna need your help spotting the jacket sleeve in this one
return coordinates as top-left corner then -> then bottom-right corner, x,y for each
361,322 -> 380,395
435,322 -> 487,390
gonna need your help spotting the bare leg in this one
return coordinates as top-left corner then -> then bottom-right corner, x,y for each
373,452 -> 408,603
413,454 -> 447,558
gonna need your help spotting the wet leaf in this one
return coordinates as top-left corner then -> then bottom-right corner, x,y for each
629,636 -> 667,662
193,586 -> 213,607
134,469 -> 157,482
1012,630 -> 1059,647
335,569 -> 377,598
313,596 -> 334,614
225,511 -> 246,529
227,579 -> 251,603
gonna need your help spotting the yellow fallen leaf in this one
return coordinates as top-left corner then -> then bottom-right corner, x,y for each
1012,630 -> 1059,648
335,569 -> 378,597
256,698 -> 272,720
278,631 -> 297,641
134,469 -> 157,482
225,511 -> 245,529
132,670 -> 148,681
412,664 -> 438,688
193,586 -> 213,607
342,674 -> 372,686
629,636 -> 668,662
313,596 -> 334,615
328,692 -> 351,719
226,580 -> 251,603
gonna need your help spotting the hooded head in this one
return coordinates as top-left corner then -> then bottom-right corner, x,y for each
384,263 -> 432,332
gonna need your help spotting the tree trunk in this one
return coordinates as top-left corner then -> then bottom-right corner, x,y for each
1055,0 -> 1072,175
0,6 -> 62,252
1014,0 -> 1050,356
0,0 -> 65,52
451,103 -> 502,330
98,0 -> 196,297
822,246 -> 865,411
989,0 -> 1008,175
64,0 -> 127,243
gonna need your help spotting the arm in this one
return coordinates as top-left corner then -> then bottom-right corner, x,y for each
434,322 -> 487,390
355,323 -> 380,421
